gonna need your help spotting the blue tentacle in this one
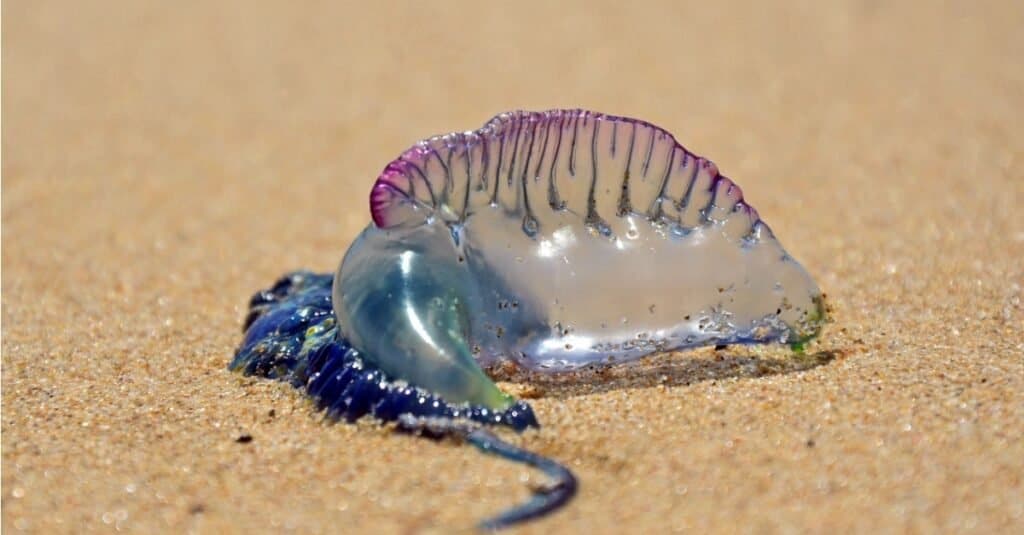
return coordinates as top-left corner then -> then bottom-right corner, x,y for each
397,415 -> 578,531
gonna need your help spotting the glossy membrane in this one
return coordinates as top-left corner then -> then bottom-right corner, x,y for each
337,109 -> 826,407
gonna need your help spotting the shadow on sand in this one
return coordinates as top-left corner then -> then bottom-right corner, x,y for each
491,348 -> 841,400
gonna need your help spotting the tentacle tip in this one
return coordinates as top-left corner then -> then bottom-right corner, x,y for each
503,401 -> 540,431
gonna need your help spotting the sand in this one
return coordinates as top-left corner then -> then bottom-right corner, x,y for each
3,1 -> 1022,532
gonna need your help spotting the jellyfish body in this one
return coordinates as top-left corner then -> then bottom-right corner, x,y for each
231,109 -> 827,529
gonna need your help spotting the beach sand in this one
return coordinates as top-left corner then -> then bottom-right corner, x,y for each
3,1 -> 1022,532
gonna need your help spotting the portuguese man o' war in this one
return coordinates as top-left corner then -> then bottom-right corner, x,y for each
230,109 -> 826,530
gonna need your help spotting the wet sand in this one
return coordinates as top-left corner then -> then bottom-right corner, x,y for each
3,1 -> 1022,532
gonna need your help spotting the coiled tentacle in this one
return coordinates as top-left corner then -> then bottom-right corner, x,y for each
398,415 -> 577,531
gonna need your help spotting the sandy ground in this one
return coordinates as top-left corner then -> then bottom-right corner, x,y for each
3,1 -> 1022,533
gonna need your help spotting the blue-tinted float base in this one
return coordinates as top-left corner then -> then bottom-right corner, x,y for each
229,271 -> 539,431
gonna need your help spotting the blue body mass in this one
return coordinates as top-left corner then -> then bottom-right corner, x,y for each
229,271 -> 538,431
